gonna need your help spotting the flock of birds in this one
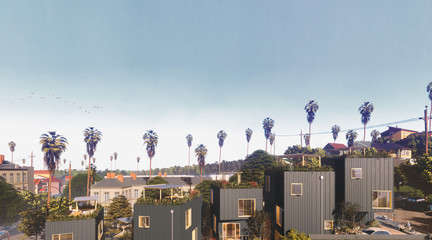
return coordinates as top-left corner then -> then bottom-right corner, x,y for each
13,92 -> 104,114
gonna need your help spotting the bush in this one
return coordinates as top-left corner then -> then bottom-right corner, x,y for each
281,229 -> 310,240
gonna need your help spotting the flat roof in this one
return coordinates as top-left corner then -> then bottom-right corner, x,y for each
142,184 -> 183,189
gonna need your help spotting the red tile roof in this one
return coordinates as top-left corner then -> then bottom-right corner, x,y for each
327,143 -> 347,149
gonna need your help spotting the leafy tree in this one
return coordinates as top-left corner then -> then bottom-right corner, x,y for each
64,172 -> 102,199
281,229 -> 310,240
399,156 -> 432,198
245,128 -> 253,157
245,211 -> 271,240
0,177 -> 23,225
284,145 -> 325,167
331,125 -> 340,143
304,100 -> 319,146
332,202 -> 365,230
195,144 -> 208,182
241,150 -> 277,185
394,165 -> 406,193
195,180 -> 213,239
195,180 -> 213,204
370,130 -> 380,142
84,127 -> 102,196
8,141 -> 16,163
145,176 -> 169,199
345,130 -> 358,147
105,195 -> 133,236
181,177 -> 193,192
358,102 -> 374,141
217,130 -> 227,174
262,117 -> 275,152
186,134 -> 193,166
40,131 -> 68,208
269,133 -> 275,154
347,147 -> 390,158
18,192 -> 48,239
143,130 -> 158,180
396,134 -> 432,158
303,133 -> 310,147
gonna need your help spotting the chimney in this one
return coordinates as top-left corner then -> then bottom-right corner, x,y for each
0,154 -> 4,165
117,175 -> 124,183
158,172 -> 162,177
130,173 -> 136,180
133,174 -> 136,180
163,172 -> 167,177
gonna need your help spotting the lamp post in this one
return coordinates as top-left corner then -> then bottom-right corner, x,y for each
170,209 -> 174,240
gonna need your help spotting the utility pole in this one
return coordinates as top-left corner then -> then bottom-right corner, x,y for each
300,130 -> 303,148
28,151 -> 35,167
425,106 -> 429,156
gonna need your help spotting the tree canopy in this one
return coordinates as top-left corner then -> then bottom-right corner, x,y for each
0,178 -> 23,225
240,150 -> 277,185
399,155 -> 432,198
64,172 -> 102,199
105,195 -> 132,236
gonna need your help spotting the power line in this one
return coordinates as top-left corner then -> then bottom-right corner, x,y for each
276,117 -> 421,137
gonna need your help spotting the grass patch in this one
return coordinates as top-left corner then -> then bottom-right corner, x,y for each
395,185 -> 432,199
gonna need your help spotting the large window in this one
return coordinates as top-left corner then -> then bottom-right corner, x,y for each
185,208 -> 192,229
238,199 -> 256,217
222,223 -> 239,240
139,216 -> 150,228
324,220 -> 334,230
104,192 -> 109,202
192,227 -> 198,240
291,183 -> 302,195
276,205 -> 282,227
265,175 -> 270,192
9,173 -> 13,183
351,168 -> 362,179
1,173 -> 6,180
52,233 -> 73,240
134,190 -> 139,199
23,172 -> 27,182
16,173 -> 20,183
115,192 -> 120,198
372,191 -> 392,209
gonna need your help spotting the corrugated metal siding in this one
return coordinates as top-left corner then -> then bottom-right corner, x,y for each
283,171 -> 335,235
133,197 -> 202,240
219,188 -> 263,221
45,218 -> 97,240
344,158 -> 394,222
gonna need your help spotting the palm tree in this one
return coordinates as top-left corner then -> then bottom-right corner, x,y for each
93,157 -> 96,164
304,133 -> 310,146
304,100 -> 319,146
186,134 -> 193,166
40,131 -> 68,208
269,133 -> 275,155
262,118 -> 275,152
371,130 -> 380,142
8,141 -> 16,163
113,152 -> 118,172
245,128 -> 253,157
217,130 -> 227,174
331,125 -> 340,143
63,158 -> 66,170
427,82 -> 432,130
346,130 -> 358,148
110,155 -> 113,172
359,102 -> 374,141
22,158 -> 25,165
195,144 -> 208,182
83,127 -> 102,196
137,156 -> 140,174
143,130 -> 158,180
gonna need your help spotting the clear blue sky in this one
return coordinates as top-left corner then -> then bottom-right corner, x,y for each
0,1 -> 431,171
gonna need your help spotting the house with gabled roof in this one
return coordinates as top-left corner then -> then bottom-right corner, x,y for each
323,143 -> 347,156
381,126 -> 417,141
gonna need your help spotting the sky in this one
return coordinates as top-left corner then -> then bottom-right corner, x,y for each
0,1 -> 431,172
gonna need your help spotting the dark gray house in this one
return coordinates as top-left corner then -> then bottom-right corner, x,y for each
210,185 -> 263,239
45,206 -> 104,240
264,170 -> 335,237
333,157 -> 394,223
133,196 -> 202,240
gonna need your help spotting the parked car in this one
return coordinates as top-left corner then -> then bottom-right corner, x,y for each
363,227 -> 391,235
0,230 -> 10,240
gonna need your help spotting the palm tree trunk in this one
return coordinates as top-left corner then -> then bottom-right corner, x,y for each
266,140 -> 268,152
149,157 -> 152,180
430,100 -> 431,132
219,147 -> 222,174
246,142 -> 249,157
47,170 -> 52,209
188,146 -> 190,166
363,124 -> 366,142
200,167 -> 202,183
309,123 -> 311,146
11,151 -> 13,163
87,155 -> 92,196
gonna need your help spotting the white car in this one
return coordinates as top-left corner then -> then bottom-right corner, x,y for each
363,227 -> 391,235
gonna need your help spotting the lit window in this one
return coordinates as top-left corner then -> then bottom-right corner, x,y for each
351,168 -> 362,179
238,199 -> 255,217
213,215 -> 217,232
139,216 -> 150,228
265,175 -> 271,192
324,220 -> 334,230
222,223 -> 239,239
210,189 -> 213,204
276,205 -> 282,227
291,183 -> 302,195
372,191 -> 392,209
104,192 -> 109,202
192,227 -> 198,240
185,208 -> 192,229
52,233 -> 73,240
134,190 -> 138,198
98,220 -> 104,240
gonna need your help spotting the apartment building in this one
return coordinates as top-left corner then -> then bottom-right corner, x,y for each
0,154 -> 34,193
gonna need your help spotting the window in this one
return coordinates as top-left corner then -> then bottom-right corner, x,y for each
351,168 -> 362,179
2,173 -> 6,180
139,216 -> 150,228
134,190 -> 138,198
104,192 -> 109,202
16,173 -> 20,183
115,192 -> 119,198
98,220 -> 104,240
52,233 -> 73,240
265,175 -> 270,192
192,227 -> 198,240
213,215 -> 217,232
276,205 -> 282,227
185,208 -> 192,229
324,220 -> 334,230
222,223 -> 239,239
210,188 -> 213,204
9,173 -> 13,183
94,192 -> 99,199
275,230 -> 282,240
238,199 -> 255,217
23,172 -> 26,182
291,183 -> 302,195
372,191 -> 392,209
